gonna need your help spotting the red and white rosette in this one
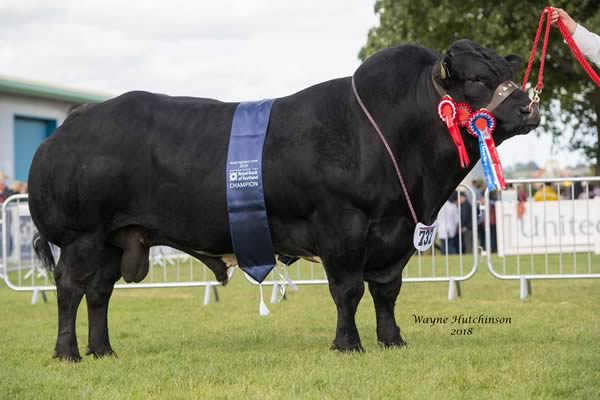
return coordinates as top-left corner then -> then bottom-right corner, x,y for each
437,96 -> 457,122
456,103 -> 474,130
437,96 -> 470,168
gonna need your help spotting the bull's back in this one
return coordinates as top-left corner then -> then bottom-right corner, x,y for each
28,91 -> 238,246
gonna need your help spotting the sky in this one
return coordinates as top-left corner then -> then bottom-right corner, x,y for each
0,0 -> 588,169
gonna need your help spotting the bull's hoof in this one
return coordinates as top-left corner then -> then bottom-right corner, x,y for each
53,341 -> 82,362
378,339 -> 408,349
376,325 -> 405,348
53,350 -> 82,362
86,346 -> 117,359
217,271 -> 229,286
330,342 -> 365,353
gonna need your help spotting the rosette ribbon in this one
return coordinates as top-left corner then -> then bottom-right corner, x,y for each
467,110 -> 506,191
437,96 -> 470,168
456,103 -> 474,131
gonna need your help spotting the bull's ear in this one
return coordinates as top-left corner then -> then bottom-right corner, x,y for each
505,54 -> 522,74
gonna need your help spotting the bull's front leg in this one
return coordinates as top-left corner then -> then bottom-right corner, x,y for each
319,209 -> 368,352
324,252 -> 366,352
368,272 -> 407,347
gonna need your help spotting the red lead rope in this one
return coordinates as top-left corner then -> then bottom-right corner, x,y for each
523,7 -> 600,99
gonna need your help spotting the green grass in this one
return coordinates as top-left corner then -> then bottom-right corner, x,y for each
0,257 -> 599,399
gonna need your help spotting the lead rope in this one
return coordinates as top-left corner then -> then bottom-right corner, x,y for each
351,75 -> 419,225
523,7 -> 600,107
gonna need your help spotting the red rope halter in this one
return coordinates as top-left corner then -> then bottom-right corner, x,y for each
522,7 -> 600,104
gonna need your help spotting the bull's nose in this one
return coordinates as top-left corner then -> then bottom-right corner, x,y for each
524,104 -> 541,126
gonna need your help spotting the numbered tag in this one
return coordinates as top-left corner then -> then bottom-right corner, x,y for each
413,221 -> 438,252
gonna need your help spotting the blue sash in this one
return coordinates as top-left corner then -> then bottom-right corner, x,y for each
226,100 -> 276,283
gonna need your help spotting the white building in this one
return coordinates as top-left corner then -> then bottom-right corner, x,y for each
0,76 -> 110,183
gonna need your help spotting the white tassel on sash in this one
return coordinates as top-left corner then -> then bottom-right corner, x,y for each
259,284 -> 270,316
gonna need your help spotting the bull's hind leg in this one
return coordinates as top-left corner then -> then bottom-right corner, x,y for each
368,273 -> 407,347
53,236 -> 103,361
85,245 -> 122,358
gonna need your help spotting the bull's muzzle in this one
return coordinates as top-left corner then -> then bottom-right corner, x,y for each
523,103 -> 541,127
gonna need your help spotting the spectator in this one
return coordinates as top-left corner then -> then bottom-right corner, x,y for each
471,179 -> 483,202
477,190 -> 498,253
458,192 -> 473,253
550,8 -> 600,68
517,185 -> 528,218
577,182 -> 591,199
488,191 -> 498,253
0,171 -> 11,203
10,181 -> 27,194
533,183 -> 559,201
572,181 -> 584,199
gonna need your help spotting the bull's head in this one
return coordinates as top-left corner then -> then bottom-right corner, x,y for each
434,39 -> 541,142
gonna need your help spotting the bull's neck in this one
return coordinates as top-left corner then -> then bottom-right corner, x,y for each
352,65 -> 479,224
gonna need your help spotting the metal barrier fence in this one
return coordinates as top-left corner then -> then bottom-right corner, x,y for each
4,179 -> 600,305
245,184 -> 480,301
484,177 -> 600,300
0,185 -> 479,304
1,194 -> 231,305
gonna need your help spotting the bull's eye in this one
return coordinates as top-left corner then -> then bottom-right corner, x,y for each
467,78 -> 486,87
464,78 -> 489,102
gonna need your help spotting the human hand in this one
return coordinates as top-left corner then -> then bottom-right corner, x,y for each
549,7 -> 577,35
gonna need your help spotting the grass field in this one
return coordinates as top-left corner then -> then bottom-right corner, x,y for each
0,257 -> 599,399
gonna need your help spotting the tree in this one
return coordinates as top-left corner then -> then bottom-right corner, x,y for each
359,0 -> 600,174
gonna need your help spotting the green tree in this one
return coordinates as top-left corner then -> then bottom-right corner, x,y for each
360,0 -> 600,174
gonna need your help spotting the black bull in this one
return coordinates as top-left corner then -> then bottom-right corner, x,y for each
29,39 -> 540,360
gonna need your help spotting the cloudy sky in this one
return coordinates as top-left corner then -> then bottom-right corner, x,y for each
0,0 -> 587,169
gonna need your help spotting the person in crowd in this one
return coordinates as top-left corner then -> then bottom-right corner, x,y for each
488,191 -> 498,253
533,182 -> 559,201
458,192 -> 472,253
550,8 -> 600,68
572,181 -> 584,199
471,179 -> 483,202
477,190 -> 498,253
437,195 -> 459,255
516,185 -> 528,219
10,181 -> 27,194
0,171 -> 11,203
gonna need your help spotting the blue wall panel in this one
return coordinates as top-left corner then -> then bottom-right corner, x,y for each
14,116 -> 56,181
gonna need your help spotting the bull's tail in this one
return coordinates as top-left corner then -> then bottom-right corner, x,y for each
33,232 -> 56,272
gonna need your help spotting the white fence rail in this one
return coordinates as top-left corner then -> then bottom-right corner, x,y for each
1,194 -> 231,304
485,177 -> 600,300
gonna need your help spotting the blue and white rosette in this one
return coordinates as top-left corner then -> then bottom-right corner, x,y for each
468,110 -> 500,191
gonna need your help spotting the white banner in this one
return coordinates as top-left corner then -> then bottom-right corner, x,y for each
5,202 -> 36,263
495,197 -> 600,256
